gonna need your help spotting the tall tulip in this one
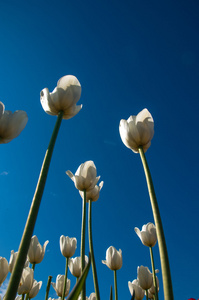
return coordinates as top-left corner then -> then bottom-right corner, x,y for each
51,275 -> 70,297
137,266 -> 153,291
60,236 -> 77,258
28,235 -> 49,265
69,256 -> 89,278
79,182 -> 104,203
17,267 -> 34,295
0,257 -> 9,286
29,279 -> 42,299
0,102 -> 28,144
135,223 -> 157,247
128,279 -> 145,300
9,250 -> 29,273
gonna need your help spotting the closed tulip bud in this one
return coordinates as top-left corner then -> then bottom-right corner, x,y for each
88,293 -> 96,300
66,161 -> 100,191
51,275 -> 70,297
102,246 -> 122,271
29,279 -> 42,298
137,266 -> 153,290
18,267 -> 34,295
69,255 -> 88,278
0,257 -> 9,286
79,181 -> 104,202
28,235 -> 49,264
128,279 -> 145,300
134,223 -> 157,247
40,75 -> 82,120
0,102 -> 28,144
119,108 -> 154,153
60,235 -> 77,258
9,250 -> 29,273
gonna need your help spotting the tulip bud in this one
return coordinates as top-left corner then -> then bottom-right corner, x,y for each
51,275 -> 70,297
28,235 -> 49,264
68,256 -> 88,278
128,279 -> 145,300
0,257 -> 9,286
29,279 -> 42,298
60,235 -> 77,258
102,246 -> 122,271
17,267 -> 34,295
134,223 -> 157,247
9,250 -> 29,273
137,266 -> 153,290
79,181 -> 104,202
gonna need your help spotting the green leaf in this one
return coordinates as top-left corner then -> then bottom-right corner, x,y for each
67,253 -> 91,300
109,286 -> 113,300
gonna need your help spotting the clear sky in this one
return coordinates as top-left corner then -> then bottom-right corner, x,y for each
0,0 -> 199,299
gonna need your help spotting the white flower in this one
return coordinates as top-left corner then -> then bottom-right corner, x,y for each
0,102 -> 28,144
0,257 -> 9,286
102,246 -> 122,271
40,75 -> 82,119
137,266 -> 153,290
88,293 -> 96,300
51,275 -> 70,297
79,181 -> 104,202
18,267 -> 34,295
119,108 -> 154,153
68,256 -> 88,278
134,223 -> 157,247
66,161 -> 100,191
28,235 -> 49,264
29,279 -> 42,298
9,250 -> 29,273
60,235 -> 77,258
128,279 -> 145,300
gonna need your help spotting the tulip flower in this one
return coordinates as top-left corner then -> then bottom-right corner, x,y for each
8,250 -> 29,273
66,160 -> 100,191
28,279 -> 42,298
28,235 -> 49,265
0,257 -> 9,286
51,275 -> 70,297
128,279 -> 145,300
60,235 -> 77,258
0,101 -> 28,144
134,223 -> 157,247
79,181 -> 104,202
69,256 -> 89,278
17,267 -> 34,295
40,75 -> 82,119
102,246 -> 122,271
88,293 -> 96,300
137,266 -> 153,291
119,108 -> 154,153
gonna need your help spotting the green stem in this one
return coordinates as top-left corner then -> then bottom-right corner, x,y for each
45,276 -> 52,300
21,295 -> 25,300
149,247 -> 158,300
62,257 -> 69,300
146,289 -> 148,300
88,199 -> 100,300
81,190 -> 86,300
113,270 -> 118,300
4,111 -> 63,300
138,146 -> 174,300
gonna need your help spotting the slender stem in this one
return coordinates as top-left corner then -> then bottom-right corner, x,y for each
4,111 -> 63,300
113,270 -> 118,300
88,199 -> 100,300
62,257 -> 69,300
21,295 -> 25,300
80,190 -> 86,300
138,146 -> 174,300
149,247 -> 158,300
45,276 -> 52,300
146,289 -> 148,300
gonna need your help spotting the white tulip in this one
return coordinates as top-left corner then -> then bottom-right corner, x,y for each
128,279 -> 145,300
51,275 -> 70,297
119,108 -> 154,153
29,279 -> 42,298
9,250 -> 29,273
17,267 -> 34,295
69,255 -> 88,278
0,257 -> 9,286
28,235 -> 49,264
137,266 -> 153,290
40,75 -> 82,120
66,161 -> 100,191
134,223 -> 157,247
102,246 -> 122,271
79,181 -> 104,202
60,235 -> 77,258
0,102 -> 28,144
88,293 -> 96,300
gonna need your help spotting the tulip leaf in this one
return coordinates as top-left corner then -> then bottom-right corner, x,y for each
109,286 -> 113,300
67,253 -> 91,300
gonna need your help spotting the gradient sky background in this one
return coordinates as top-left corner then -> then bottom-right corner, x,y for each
0,0 -> 199,299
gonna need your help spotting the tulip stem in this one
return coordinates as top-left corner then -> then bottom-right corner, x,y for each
21,295 -> 25,300
4,111 -> 63,300
138,146 -> 174,300
146,289 -> 148,300
81,190 -> 87,300
149,246 -> 159,300
62,257 -> 69,300
45,276 -> 52,300
88,199 -> 100,300
113,270 -> 118,300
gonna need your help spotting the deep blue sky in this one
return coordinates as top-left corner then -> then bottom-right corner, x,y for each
0,0 -> 199,299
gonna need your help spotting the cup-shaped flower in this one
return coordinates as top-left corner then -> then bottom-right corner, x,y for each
51,275 -> 70,297
17,267 -> 34,295
60,235 -> 77,258
40,75 -> 82,120
134,223 -> 157,247
68,255 -> 88,278
0,257 -> 9,286
27,235 -> 49,264
88,293 -> 96,300
9,250 -> 29,273
66,161 -> 100,191
29,279 -> 42,298
0,102 -> 28,144
102,246 -> 122,271
79,181 -> 104,202
128,279 -> 145,300
137,266 -> 153,290
119,108 -> 154,153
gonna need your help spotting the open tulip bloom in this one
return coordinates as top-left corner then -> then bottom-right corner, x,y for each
28,235 -> 49,265
0,257 -> 9,286
134,223 -> 157,248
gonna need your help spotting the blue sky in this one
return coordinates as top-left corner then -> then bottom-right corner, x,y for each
0,0 -> 199,299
